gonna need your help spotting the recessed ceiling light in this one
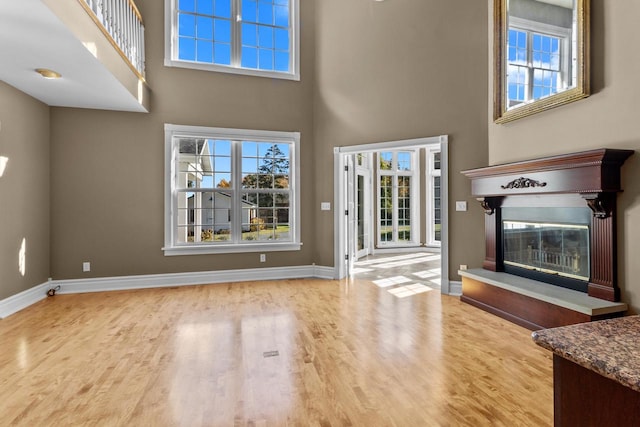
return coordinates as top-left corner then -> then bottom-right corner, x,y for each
35,68 -> 61,79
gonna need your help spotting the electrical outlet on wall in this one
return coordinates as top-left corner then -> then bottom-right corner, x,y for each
83,262 -> 91,272
459,264 -> 468,271
260,254 -> 266,263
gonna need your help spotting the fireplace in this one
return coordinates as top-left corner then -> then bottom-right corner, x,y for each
458,149 -> 633,329
462,148 -> 633,301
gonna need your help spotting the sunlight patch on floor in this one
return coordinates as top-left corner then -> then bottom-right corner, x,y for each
372,276 -> 412,288
412,270 -> 439,279
388,284 -> 432,298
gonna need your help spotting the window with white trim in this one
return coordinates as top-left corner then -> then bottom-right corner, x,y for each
427,148 -> 441,247
377,150 -> 420,247
164,124 -> 300,255
165,0 -> 299,80
507,17 -> 571,108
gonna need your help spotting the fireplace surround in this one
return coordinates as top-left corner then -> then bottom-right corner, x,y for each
460,149 -> 633,329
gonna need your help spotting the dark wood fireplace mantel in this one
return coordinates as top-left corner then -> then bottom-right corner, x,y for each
462,149 -> 633,303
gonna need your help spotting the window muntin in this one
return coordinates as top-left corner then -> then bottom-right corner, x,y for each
507,18 -> 570,108
165,125 -> 300,255
166,0 -> 299,80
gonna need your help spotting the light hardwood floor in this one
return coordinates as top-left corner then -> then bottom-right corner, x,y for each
0,277 -> 553,426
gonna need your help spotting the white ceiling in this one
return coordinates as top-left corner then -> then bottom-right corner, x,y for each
0,0 -> 146,112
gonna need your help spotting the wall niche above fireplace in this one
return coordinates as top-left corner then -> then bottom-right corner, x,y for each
460,149 -> 633,329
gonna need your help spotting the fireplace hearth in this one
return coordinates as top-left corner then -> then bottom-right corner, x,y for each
459,149 -> 633,329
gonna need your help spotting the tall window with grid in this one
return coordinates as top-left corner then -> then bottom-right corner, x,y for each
166,0 -> 299,79
377,150 -> 419,247
164,125 -> 300,255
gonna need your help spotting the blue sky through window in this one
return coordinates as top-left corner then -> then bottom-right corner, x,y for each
176,0 -> 290,73
507,27 -> 562,105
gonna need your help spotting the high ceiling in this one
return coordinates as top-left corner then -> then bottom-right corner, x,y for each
0,0 -> 146,112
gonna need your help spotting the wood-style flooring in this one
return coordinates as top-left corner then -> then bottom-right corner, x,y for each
0,276 -> 553,426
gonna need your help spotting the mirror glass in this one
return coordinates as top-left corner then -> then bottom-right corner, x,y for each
494,0 -> 590,123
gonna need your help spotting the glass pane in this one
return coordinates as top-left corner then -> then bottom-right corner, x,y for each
258,1 -> 274,25
197,40 -> 213,62
397,152 -> 411,171
214,43 -> 231,65
379,176 -> 393,242
179,13 -> 196,37
242,23 -> 258,46
379,152 -> 392,170
258,26 -> 274,48
503,221 -> 590,280
214,19 -> 231,43
275,5 -> 288,27
179,0 -> 196,12
178,37 -> 196,60
258,49 -> 273,70
197,0 -> 213,15
433,176 -> 441,242
242,0 -> 257,22
214,0 -> 231,18
241,47 -> 258,68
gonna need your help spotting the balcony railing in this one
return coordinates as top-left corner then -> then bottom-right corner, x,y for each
82,0 -> 145,78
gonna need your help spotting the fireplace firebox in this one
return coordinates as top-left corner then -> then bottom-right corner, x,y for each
459,149 -> 633,329
502,206 -> 592,292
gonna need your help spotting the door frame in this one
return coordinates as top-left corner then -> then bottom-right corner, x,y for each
333,135 -> 451,294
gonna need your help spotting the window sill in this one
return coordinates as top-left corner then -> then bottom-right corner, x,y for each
163,242 -> 302,256
164,58 -> 300,81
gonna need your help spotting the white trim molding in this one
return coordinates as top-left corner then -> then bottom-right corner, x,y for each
0,265 -> 334,318
0,280 -> 51,319
448,280 -> 462,296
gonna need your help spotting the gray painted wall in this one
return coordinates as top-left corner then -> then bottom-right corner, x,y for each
0,82 -> 50,300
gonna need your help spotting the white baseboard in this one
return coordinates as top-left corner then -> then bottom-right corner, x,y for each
448,280 -> 462,296
0,281 -> 51,319
1,265 -> 334,318
55,265 -> 334,294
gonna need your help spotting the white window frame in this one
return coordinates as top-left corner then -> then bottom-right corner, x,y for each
507,17 -> 572,105
426,147 -> 441,247
376,149 -> 420,248
164,0 -> 300,81
164,124 -> 301,255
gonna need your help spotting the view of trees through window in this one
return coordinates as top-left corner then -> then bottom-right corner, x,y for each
177,138 -> 292,244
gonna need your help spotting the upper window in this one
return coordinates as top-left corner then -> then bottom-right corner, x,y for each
507,17 -> 571,108
164,124 -> 300,255
165,0 -> 299,80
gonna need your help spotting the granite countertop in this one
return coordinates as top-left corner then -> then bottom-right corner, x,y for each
532,316 -> 640,393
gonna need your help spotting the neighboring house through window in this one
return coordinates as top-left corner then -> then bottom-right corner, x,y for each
164,0 -> 300,80
164,124 -> 300,255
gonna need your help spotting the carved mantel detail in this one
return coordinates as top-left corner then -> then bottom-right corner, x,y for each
582,193 -> 612,219
501,176 -> 547,190
477,197 -> 503,215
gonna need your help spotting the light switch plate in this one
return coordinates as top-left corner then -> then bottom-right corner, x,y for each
455,201 -> 467,211
321,202 -> 331,211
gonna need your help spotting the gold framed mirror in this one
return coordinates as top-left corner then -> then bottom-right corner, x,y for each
494,0 -> 590,123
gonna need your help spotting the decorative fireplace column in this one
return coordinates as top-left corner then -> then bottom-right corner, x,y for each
462,149 -> 633,302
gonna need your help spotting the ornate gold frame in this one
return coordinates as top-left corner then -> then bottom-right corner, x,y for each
493,0 -> 590,124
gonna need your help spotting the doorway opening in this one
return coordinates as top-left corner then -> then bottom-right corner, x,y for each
333,135 -> 450,294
